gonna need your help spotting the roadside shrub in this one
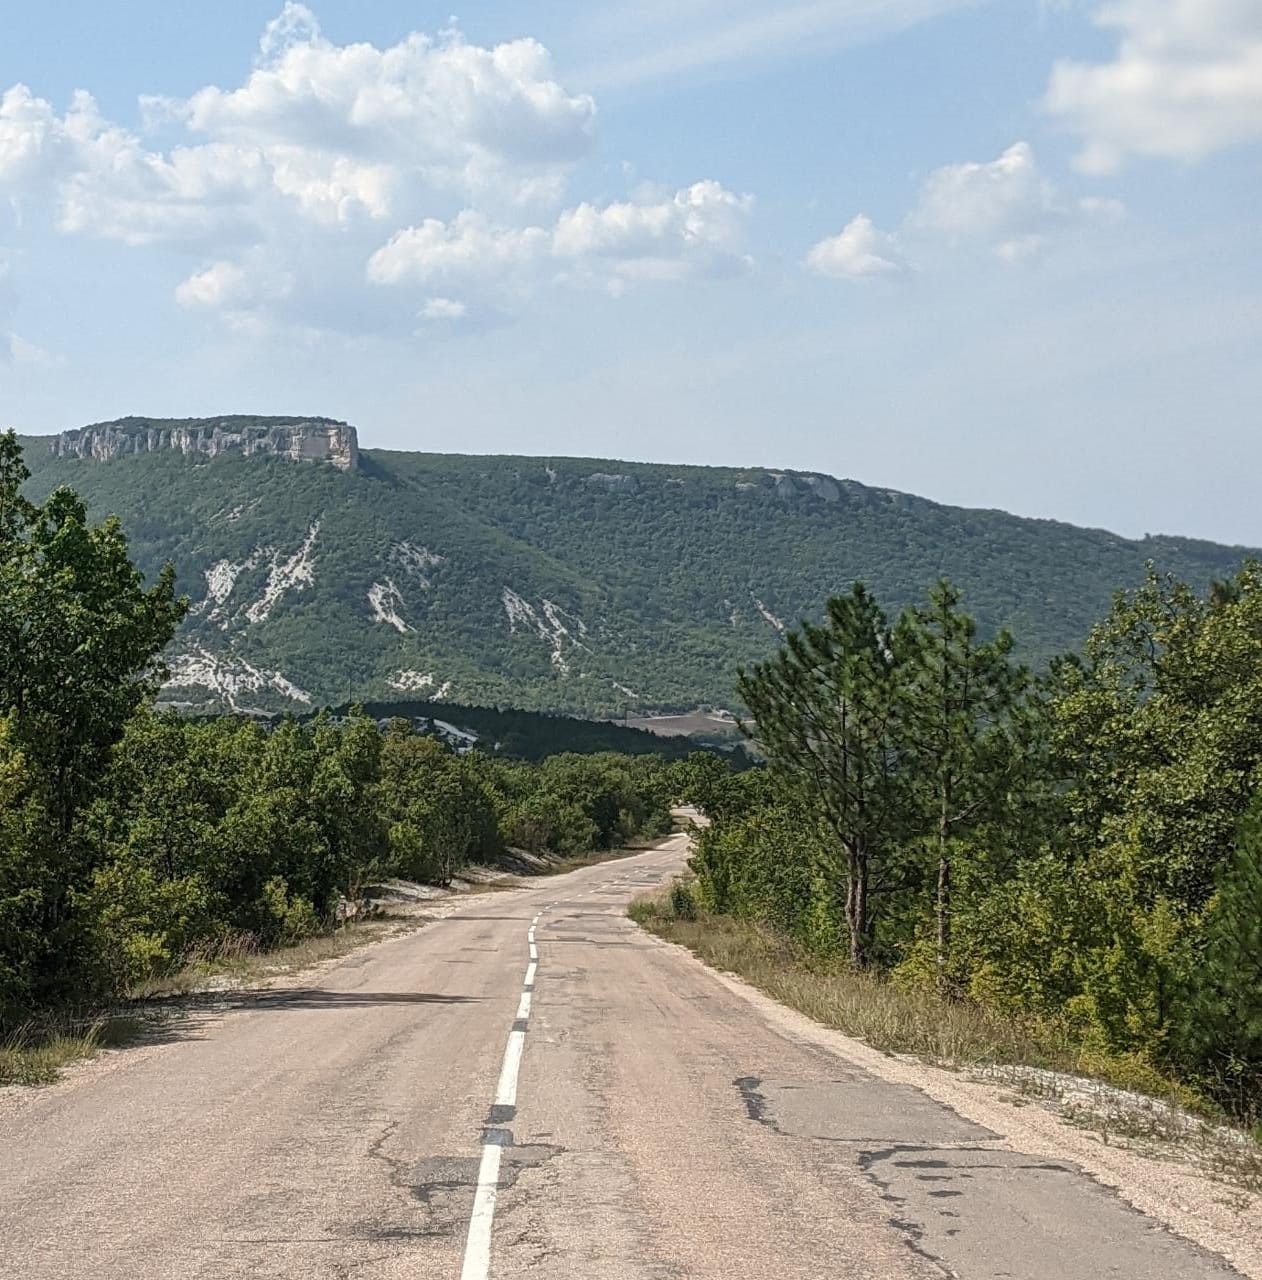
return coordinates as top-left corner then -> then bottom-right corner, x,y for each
670,880 -> 698,921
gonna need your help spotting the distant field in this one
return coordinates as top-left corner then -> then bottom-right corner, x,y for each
625,711 -> 741,739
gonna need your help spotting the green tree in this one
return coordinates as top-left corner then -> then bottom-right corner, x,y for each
903,581 -> 1033,993
1180,798 -> 1262,1119
310,710 -> 386,903
0,431 -> 184,1012
0,432 -> 186,832
1045,565 -> 1262,1059
737,583 -> 912,966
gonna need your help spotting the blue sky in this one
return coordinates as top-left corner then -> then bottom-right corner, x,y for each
2,1 -> 1260,542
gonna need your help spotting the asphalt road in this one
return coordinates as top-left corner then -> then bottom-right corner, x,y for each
0,831 -> 1243,1279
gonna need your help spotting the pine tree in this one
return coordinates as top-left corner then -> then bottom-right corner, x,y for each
1184,798 -> 1262,1119
903,581 -> 1031,994
737,583 -> 913,967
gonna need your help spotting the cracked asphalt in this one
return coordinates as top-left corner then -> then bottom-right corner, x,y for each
0,830 -> 1245,1278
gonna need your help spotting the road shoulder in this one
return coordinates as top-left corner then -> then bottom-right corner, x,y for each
631,923 -> 1262,1279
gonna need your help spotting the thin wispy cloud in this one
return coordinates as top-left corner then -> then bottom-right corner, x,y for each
573,0 -> 985,91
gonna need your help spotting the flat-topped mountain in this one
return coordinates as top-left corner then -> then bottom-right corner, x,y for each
17,416 -> 1258,716
51,415 -> 358,471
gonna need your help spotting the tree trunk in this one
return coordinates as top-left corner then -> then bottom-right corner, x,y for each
844,860 -> 856,963
847,841 -> 870,968
935,792 -> 952,998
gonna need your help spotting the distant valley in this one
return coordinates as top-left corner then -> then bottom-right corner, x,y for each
19,415 -> 1258,717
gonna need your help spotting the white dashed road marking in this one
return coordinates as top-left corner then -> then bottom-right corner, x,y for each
459,904 -> 552,1280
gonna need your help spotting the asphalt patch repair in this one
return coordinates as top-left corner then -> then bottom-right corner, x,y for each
404,1143 -> 564,1238
733,1074 -> 1243,1278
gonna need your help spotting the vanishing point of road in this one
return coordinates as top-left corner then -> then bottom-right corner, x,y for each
0,829 -> 1245,1279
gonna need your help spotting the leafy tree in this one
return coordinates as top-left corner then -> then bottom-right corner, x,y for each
0,432 -> 185,831
0,431 -> 184,1010
1044,565 -> 1262,1057
0,715 -> 55,1020
309,710 -> 386,903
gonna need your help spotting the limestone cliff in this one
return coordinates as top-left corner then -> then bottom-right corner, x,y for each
50,416 -> 359,471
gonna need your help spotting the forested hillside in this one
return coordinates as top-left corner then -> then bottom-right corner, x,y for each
19,418 -> 1256,716
0,430 -> 679,1034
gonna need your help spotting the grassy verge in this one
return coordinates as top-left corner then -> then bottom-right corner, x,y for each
630,892 -> 1081,1067
1,913 -> 429,1089
132,916 -> 415,1001
0,1013 -> 147,1088
631,887 -> 1262,1192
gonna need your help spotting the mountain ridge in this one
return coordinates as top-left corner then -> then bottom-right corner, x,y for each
16,416 -> 1258,716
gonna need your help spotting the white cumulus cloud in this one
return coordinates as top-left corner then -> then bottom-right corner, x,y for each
0,10 -> 596,247
805,214 -> 907,279
1044,0 -> 1262,173
170,4 -> 595,200
807,142 -> 1123,280
369,181 -> 754,301
0,7 -> 752,338
175,257 -> 295,316
907,141 -> 1123,259
368,213 -> 550,287
552,181 -> 753,283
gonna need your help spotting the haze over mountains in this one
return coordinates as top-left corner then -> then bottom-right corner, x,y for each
19,416 -> 1257,717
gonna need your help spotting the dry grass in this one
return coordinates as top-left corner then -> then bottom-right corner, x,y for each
631,888 -> 1262,1192
2,916 -> 419,1088
132,916 -> 416,1000
630,894 -> 1072,1066
0,1012 -> 145,1088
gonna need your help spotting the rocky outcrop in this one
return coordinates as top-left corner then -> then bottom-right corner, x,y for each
801,474 -> 841,502
584,472 -> 639,495
50,417 -> 359,471
735,472 -> 842,501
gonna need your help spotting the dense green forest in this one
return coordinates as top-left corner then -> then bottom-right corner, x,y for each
19,416 -> 1256,716
0,431 -> 675,1029
676,573 -> 1262,1127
